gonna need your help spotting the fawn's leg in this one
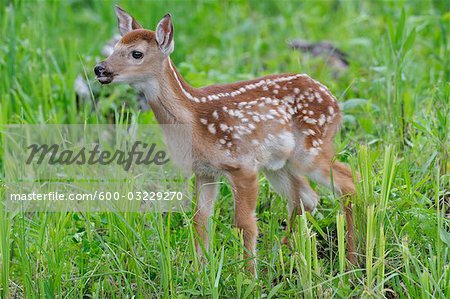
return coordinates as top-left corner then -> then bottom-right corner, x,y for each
228,169 -> 259,274
332,162 -> 357,265
193,175 -> 218,258
309,160 -> 357,264
264,168 -> 318,244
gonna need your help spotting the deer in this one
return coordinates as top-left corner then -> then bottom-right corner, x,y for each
94,5 -> 357,274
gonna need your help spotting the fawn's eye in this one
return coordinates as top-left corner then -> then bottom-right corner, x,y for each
131,51 -> 143,59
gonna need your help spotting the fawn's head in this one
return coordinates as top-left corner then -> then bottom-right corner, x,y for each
95,6 -> 174,85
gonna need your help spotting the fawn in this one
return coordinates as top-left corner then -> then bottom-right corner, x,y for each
95,6 -> 357,274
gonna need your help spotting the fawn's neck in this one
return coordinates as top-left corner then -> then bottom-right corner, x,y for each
135,58 -> 196,124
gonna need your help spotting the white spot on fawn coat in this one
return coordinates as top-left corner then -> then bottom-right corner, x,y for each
208,123 -> 216,134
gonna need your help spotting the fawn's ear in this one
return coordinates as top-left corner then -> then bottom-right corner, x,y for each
114,5 -> 142,36
156,14 -> 174,56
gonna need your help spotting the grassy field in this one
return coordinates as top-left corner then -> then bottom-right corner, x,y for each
1,0 -> 449,297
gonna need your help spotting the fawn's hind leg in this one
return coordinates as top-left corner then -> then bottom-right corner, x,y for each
308,160 -> 357,264
264,167 -> 319,244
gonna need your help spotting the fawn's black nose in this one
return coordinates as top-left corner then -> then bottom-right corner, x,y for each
94,62 -> 114,84
94,63 -> 106,77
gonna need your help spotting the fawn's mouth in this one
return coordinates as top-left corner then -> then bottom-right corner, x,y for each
96,75 -> 114,84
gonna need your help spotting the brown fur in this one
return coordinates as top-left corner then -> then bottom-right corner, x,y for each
121,29 -> 156,45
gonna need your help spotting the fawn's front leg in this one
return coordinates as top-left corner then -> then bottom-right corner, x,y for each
193,175 -> 218,258
229,169 -> 259,274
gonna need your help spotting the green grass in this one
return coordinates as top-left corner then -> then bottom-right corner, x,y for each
1,0 -> 449,297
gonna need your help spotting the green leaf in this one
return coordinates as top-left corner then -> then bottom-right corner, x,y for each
403,91 -> 414,121
242,279 -> 256,299
306,212 -> 327,241
343,114 -> 356,126
439,227 -> 450,246
340,98 -> 380,112
340,98 -> 369,110
396,9 -> 406,47
267,282 -> 284,299
403,29 -> 416,54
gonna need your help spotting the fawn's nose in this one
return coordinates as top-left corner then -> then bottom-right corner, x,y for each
94,63 -> 107,77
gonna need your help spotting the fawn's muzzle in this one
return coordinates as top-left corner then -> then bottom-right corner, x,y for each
94,65 -> 106,76
94,62 -> 114,84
